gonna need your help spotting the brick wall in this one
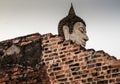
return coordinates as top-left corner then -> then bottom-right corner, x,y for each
42,33 -> 120,84
0,33 -> 50,84
0,33 -> 120,84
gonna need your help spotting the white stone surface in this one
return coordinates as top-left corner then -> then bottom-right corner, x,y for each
63,22 -> 89,47
5,45 -> 20,55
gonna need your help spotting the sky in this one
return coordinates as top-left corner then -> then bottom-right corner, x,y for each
0,0 -> 120,58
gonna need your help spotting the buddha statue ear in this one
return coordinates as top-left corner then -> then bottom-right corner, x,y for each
63,25 -> 70,40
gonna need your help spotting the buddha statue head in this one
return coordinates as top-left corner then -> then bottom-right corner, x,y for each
58,4 -> 89,47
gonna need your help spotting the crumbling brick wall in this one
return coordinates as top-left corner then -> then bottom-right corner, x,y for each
42,33 -> 120,84
0,33 -> 120,84
0,33 -> 50,84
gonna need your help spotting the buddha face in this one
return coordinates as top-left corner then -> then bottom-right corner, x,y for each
63,22 -> 89,47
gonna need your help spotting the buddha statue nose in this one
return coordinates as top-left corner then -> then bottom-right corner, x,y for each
84,35 -> 89,41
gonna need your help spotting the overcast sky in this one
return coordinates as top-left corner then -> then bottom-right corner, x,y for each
0,0 -> 120,58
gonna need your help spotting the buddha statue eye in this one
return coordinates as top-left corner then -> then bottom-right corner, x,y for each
78,27 -> 84,33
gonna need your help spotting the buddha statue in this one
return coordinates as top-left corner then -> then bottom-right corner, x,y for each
58,4 -> 89,47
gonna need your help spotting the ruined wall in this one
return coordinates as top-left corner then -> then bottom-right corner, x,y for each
0,33 -> 120,84
0,33 -> 50,84
42,33 -> 120,84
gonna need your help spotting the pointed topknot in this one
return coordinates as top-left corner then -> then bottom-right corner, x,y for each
68,3 -> 76,17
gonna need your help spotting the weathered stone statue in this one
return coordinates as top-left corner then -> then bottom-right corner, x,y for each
58,4 -> 89,47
